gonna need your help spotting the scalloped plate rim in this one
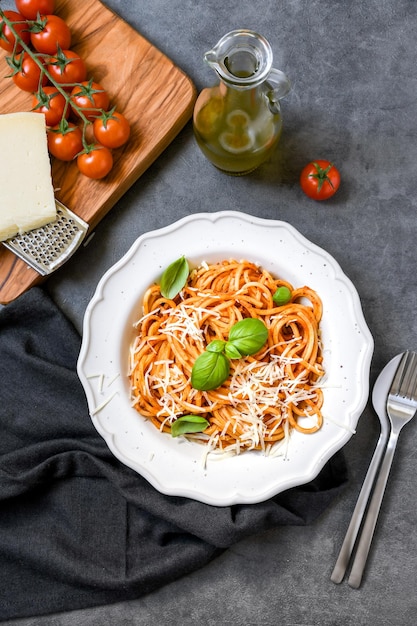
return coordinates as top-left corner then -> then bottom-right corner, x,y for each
77,211 -> 374,505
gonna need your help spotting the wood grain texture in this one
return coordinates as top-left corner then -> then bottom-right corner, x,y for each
0,0 -> 196,304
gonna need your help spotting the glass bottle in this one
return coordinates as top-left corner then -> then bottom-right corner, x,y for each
193,29 -> 290,175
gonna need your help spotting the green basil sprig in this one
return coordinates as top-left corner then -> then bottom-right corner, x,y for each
191,317 -> 268,391
160,256 -> 189,299
171,414 -> 209,437
227,318 -> 268,357
191,348 -> 230,391
272,285 -> 292,306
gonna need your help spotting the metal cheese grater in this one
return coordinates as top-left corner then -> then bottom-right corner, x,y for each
3,200 -> 88,276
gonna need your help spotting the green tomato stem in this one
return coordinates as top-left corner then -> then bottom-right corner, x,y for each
309,162 -> 335,192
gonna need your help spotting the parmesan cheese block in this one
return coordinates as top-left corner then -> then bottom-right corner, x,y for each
0,112 -> 57,242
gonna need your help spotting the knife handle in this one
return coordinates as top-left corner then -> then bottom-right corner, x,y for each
330,429 -> 388,584
347,432 -> 398,588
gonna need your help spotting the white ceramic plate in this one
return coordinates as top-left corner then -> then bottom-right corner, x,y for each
77,211 -> 374,505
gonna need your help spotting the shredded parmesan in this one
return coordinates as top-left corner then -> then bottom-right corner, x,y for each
91,391 -> 119,416
160,303 -> 220,347
130,302 -> 325,455
129,263 -> 328,459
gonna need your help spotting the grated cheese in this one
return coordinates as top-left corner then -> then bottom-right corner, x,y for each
160,303 -> 220,347
91,391 -> 119,416
131,302 -> 324,457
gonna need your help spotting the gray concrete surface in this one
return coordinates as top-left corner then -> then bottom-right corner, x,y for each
3,0 -> 417,624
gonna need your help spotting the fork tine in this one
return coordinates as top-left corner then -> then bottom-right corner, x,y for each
389,351 -> 410,397
397,351 -> 417,399
404,352 -> 417,400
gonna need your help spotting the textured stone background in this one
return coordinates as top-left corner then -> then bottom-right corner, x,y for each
2,0 -> 417,624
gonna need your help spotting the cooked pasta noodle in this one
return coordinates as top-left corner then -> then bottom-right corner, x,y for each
129,259 -> 324,455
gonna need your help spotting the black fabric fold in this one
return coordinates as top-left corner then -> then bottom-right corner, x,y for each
0,288 -> 348,620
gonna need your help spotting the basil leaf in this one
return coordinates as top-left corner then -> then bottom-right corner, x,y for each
225,342 -> 243,359
171,414 -> 209,437
228,318 -> 268,356
191,350 -> 230,391
160,256 -> 189,299
206,339 -> 226,353
272,285 -> 292,306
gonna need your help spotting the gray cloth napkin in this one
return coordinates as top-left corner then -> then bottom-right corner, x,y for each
0,287 -> 347,620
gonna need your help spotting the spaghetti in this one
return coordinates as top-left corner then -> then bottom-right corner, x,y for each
129,259 -> 324,455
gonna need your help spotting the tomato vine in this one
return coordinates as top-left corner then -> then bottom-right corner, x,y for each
0,5 -> 130,178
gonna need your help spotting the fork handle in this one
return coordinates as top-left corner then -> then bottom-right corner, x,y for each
348,430 -> 399,588
330,430 -> 388,584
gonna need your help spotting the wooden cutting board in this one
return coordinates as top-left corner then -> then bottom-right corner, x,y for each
0,0 -> 196,304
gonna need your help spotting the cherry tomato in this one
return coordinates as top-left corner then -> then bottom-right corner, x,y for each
30,14 -> 71,54
47,121 -> 83,161
0,10 -> 30,53
10,52 -> 48,92
47,49 -> 87,89
32,85 -> 69,126
300,160 -> 341,201
70,80 -> 110,121
15,0 -> 55,20
77,145 -> 113,179
93,110 -> 130,148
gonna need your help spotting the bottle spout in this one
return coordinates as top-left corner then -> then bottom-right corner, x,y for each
203,31 -> 290,90
204,49 -> 220,70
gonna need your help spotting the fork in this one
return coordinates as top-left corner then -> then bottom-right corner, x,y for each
348,350 -> 417,588
330,357 -> 391,584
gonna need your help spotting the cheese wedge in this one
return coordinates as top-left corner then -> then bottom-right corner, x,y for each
0,112 -> 57,242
